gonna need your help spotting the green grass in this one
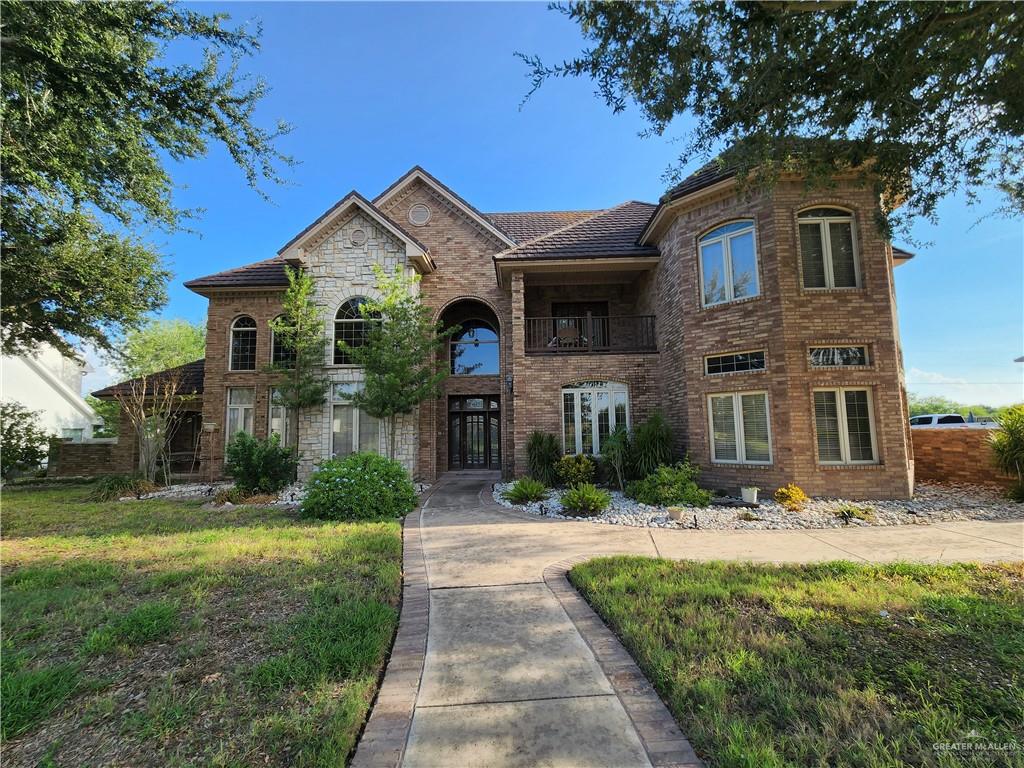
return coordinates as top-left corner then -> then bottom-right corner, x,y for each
1,483 -> 402,765
570,558 -> 1024,768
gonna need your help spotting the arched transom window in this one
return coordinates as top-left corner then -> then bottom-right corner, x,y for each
450,320 -> 499,375
334,298 -> 378,365
798,207 -> 859,289
561,381 -> 629,455
698,220 -> 760,307
229,316 -> 257,371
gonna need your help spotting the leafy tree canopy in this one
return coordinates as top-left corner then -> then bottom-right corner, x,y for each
0,401 -> 51,479
521,1 -> 1024,235
114,318 -> 206,378
907,392 -> 1019,421
1,0 -> 291,355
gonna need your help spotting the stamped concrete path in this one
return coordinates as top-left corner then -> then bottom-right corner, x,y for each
353,473 -> 1023,768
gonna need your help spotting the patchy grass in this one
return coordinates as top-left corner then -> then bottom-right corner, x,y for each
570,558 -> 1024,768
1,484 -> 402,766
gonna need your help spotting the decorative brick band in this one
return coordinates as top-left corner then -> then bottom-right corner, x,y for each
543,556 -> 705,768
350,501 -> 430,768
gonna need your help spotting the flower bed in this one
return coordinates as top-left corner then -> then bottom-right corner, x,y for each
493,481 -> 1022,530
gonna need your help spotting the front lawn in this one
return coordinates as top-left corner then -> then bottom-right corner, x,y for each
1,484 -> 402,767
570,557 -> 1024,768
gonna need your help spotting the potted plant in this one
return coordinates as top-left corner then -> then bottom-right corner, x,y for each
740,486 -> 759,504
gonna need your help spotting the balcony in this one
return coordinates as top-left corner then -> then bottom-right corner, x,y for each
524,314 -> 657,355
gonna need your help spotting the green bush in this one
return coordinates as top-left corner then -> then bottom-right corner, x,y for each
626,462 -> 711,507
301,452 -> 417,521
88,474 -> 158,501
1,401 -> 51,479
224,432 -> 298,494
503,477 -> 549,504
526,431 -> 560,486
601,427 -> 631,491
560,483 -> 611,517
991,405 -> 1024,496
630,412 -> 673,478
213,486 -> 248,505
556,453 -> 595,487
1007,482 -> 1024,503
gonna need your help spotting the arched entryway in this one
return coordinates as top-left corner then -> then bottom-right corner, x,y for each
438,299 -> 502,471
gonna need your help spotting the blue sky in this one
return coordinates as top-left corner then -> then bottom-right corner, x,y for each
87,2 -> 1024,405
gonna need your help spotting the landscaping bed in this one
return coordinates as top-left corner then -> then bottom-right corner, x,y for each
494,480 -> 1023,530
0,483 -> 402,767
570,557 -> 1024,768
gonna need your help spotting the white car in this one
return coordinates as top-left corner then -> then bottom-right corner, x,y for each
909,413 -> 993,428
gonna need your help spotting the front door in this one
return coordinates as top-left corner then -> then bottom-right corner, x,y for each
449,396 -> 500,470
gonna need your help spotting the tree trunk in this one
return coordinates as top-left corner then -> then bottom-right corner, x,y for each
389,414 -> 397,461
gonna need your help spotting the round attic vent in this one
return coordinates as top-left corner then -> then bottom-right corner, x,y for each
408,203 -> 431,226
350,229 -> 367,246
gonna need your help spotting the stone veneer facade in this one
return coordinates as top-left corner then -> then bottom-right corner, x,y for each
185,168 -> 914,499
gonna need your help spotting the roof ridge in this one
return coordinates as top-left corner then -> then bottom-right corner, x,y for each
494,201 -> 637,255
485,208 -> 605,216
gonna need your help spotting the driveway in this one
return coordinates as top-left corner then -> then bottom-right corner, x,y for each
354,473 -> 1023,768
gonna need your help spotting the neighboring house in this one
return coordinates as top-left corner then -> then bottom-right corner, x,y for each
93,164 -> 918,499
1,344 -> 102,441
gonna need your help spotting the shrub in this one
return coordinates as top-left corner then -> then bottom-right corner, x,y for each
556,453 -> 595,487
626,462 -> 712,507
991,405 -> 1024,492
835,504 -> 876,524
224,432 -> 298,494
503,477 -> 549,504
526,431 -> 560,486
560,483 -> 611,517
302,452 -> 416,521
630,412 -> 673,478
1,401 -> 51,479
88,474 -> 157,501
1007,482 -> 1024,503
214,486 -> 248,505
774,483 -> 809,512
602,427 -> 631,491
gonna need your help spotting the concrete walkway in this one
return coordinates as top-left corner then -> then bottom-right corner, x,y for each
355,473 -> 1023,768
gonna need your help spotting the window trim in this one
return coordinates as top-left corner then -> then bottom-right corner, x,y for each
697,219 -> 760,308
797,207 -> 861,290
706,391 -> 773,465
813,386 -> 878,465
560,381 -> 630,455
704,349 -> 767,376
228,315 -> 258,372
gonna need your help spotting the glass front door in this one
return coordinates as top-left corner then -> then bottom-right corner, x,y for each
449,396 -> 500,470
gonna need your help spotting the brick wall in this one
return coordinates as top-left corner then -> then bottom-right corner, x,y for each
912,428 -> 1014,486
48,438 -> 121,477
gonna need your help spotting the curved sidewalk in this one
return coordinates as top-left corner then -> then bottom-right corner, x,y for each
353,473 -> 1023,768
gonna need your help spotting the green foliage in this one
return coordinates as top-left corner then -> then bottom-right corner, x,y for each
630,412 -> 674,478
0,401 -> 51,479
526,430 -> 560,485
774,483 -> 810,512
626,462 -> 712,507
601,427 -> 631,491
503,478 -> 549,504
86,396 -> 119,437
82,600 -> 178,656
560,483 -> 612,517
520,3 -> 1024,237
302,453 -> 417,521
0,658 -> 80,740
344,265 -> 458,459
556,453 -> 596,487
835,504 -> 877,525
1,0 -> 290,354
990,404 -> 1024,487
224,432 -> 298,495
88,475 -> 158,502
908,393 -> 1017,421
113,319 -> 206,378
1007,483 -> 1024,503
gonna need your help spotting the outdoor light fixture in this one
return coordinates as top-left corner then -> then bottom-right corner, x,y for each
505,374 -> 513,394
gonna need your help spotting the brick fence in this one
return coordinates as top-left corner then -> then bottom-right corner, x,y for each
911,428 -> 1015,486
48,438 -> 127,478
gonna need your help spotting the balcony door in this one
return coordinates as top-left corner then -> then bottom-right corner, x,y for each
448,396 -> 501,470
551,301 -> 610,350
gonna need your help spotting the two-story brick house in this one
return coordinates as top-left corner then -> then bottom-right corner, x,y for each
95,164 -> 916,498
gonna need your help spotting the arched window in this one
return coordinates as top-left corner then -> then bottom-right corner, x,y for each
450,320 -> 499,375
334,298 -> 378,365
698,220 -> 759,307
798,207 -> 859,289
561,381 -> 629,455
229,316 -> 257,371
270,316 -> 296,368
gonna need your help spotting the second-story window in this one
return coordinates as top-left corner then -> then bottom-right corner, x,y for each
450,320 -> 499,375
699,220 -> 760,307
334,298 -> 378,365
229,316 -> 257,371
270,316 -> 296,368
798,207 -> 859,289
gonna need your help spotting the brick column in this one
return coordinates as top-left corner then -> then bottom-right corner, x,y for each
510,271 -> 526,476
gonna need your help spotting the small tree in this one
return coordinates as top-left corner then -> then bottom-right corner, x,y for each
342,265 -> 457,461
991,405 -> 1024,491
266,267 -> 330,473
113,368 -> 195,484
0,401 -> 52,479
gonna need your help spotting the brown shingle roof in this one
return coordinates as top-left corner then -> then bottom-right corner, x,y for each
665,161 -> 736,201
484,210 -> 602,244
92,359 -> 205,400
184,258 -> 290,291
493,202 -> 659,261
